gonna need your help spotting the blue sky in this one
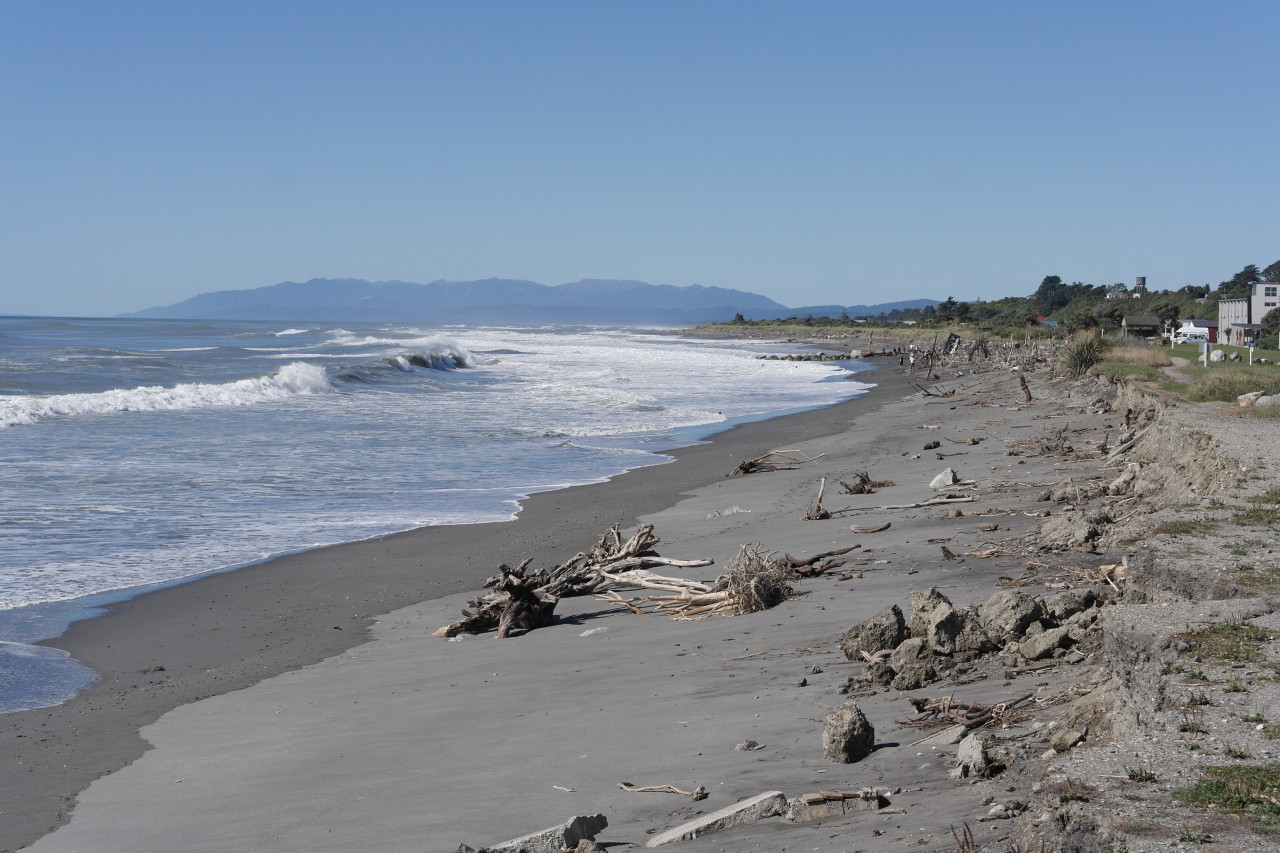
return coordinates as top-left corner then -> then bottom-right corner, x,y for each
2,1 -> 1277,316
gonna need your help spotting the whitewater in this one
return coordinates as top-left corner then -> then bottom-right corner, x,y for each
0,316 -> 874,711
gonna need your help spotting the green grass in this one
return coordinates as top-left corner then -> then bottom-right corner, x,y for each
1177,620 -> 1270,662
1154,518 -> 1219,536
1175,765 -> 1280,833
1092,361 -> 1163,382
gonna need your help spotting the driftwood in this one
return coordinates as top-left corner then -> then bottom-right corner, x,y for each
903,693 -> 1035,735
804,477 -> 832,520
730,449 -> 824,476
837,471 -> 897,495
618,782 -> 708,801
781,544 -> 860,576
1019,374 -> 1033,402
434,523 -> 714,638
850,522 -> 891,534
859,495 -> 976,512
596,543 -> 795,618
914,383 -> 956,398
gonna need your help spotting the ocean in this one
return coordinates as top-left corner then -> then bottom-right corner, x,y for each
0,317 -> 874,712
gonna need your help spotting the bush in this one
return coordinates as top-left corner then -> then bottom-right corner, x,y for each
1061,331 -> 1107,378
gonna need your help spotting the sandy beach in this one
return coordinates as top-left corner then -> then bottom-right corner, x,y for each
6,342 -> 1277,852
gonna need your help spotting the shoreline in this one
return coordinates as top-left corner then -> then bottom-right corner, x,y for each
0,354 -> 901,851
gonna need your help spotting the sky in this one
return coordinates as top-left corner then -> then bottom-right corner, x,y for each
2,1 -> 1278,317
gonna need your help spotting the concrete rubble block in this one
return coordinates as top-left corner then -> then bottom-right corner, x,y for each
788,788 -> 889,822
929,467 -> 961,489
823,700 -> 876,763
491,814 -> 608,853
644,792 -> 787,847
1018,624 -> 1070,660
890,660 -> 938,691
838,604 -> 907,660
979,590 -> 1045,642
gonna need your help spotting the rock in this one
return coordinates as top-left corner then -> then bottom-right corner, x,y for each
1209,349 -> 1226,362
838,605 -> 907,661
1230,351 -> 1242,362
491,815 -> 608,853
1050,729 -> 1084,752
909,588 -> 953,636
1044,589 -> 1096,623
890,661 -> 938,690
925,600 -> 965,655
823,700 -> 876,763
979,590 -> 1045,641
860,660 -> 895,686
889,637 -> 926,670
644,792 -> 787,846
929,467 -> 961,489
1063,608 -> 1100,643
1237,391 -> 1264,406
1019,625 -> 1071,660
950,733 -> 995,779
1257,395 -> 1280,408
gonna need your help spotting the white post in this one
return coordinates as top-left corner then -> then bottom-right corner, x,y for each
1249,345 -> 1255,366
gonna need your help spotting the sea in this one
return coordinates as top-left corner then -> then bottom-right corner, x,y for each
0,316 -> 875,713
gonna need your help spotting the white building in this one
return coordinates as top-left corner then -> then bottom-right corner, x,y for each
1218,281 -> 1279,346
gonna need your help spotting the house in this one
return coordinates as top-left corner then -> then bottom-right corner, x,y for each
1121,315 -> 1162,339
1218,281 -> 1278,346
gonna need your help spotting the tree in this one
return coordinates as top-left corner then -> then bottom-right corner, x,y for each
1066,311 -> 1099,334
1262,260 -> 1280,283
1262,307 -> 1280,335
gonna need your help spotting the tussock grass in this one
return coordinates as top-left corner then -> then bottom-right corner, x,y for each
1061,331 -> 1107,378
1107,343 -> 1173,367
1185,371 -> 1280,402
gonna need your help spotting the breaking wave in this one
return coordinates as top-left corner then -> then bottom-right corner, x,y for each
0,362 -> 333,427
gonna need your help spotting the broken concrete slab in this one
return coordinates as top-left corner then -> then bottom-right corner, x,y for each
644,792 -> 787,847
491,813 -> 607,853
787,788 -> 889,822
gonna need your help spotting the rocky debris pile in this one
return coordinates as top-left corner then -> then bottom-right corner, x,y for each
840,587 -> 1106,690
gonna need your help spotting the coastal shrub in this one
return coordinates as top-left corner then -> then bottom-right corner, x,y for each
1185,370 -> 1280,402
1060,331 -> 1107,378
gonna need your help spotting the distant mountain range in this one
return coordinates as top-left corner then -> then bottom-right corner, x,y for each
120,277 -> 936,325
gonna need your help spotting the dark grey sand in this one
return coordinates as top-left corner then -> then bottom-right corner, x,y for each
7,357 -> 1127,852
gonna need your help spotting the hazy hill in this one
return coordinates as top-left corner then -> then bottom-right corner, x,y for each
120,277 -> 933,325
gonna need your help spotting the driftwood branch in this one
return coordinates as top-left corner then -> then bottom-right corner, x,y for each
730,450 -> 825,476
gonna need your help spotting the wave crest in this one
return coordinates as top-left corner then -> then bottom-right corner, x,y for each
0,362 -> 332,428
